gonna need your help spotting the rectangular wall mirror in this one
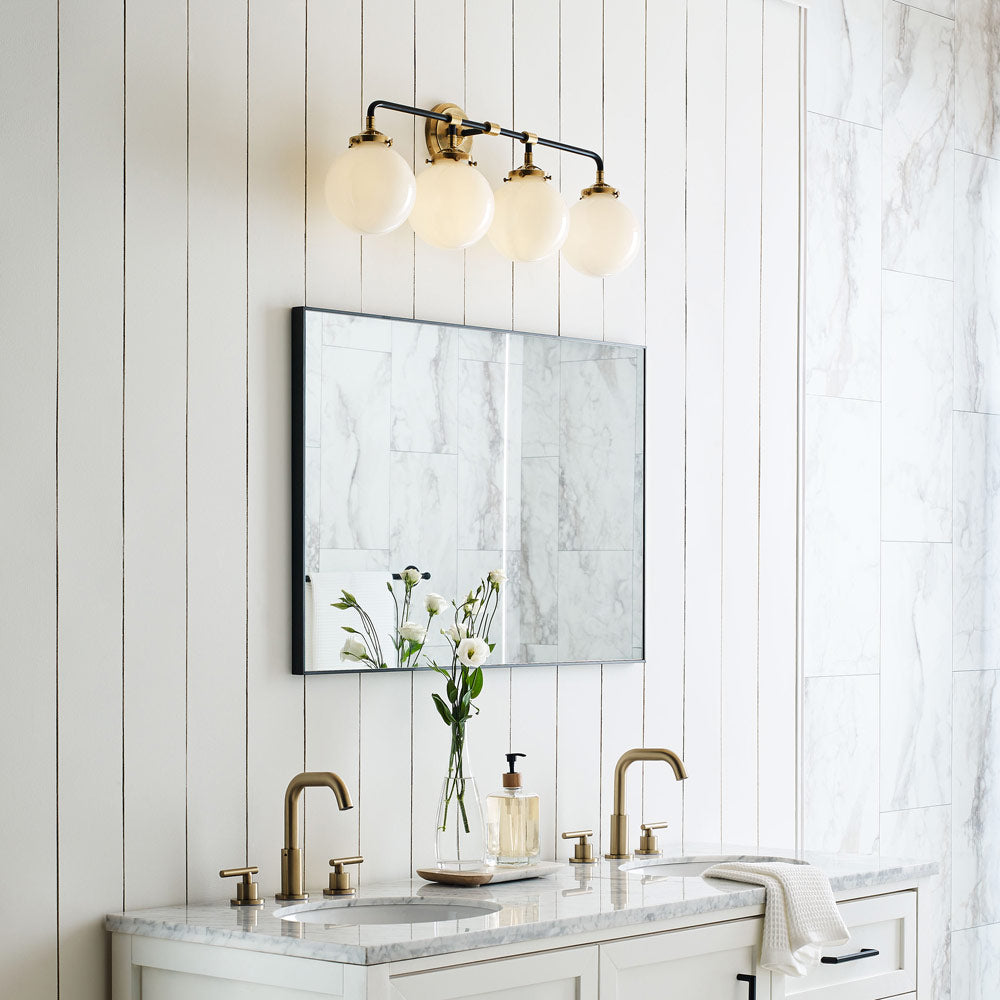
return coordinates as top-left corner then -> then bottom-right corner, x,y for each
292,307 -> 645,674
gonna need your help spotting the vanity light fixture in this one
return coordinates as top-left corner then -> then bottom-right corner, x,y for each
326,99 -> 639,276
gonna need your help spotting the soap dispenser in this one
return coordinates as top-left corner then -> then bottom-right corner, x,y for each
486,752 -> 540,866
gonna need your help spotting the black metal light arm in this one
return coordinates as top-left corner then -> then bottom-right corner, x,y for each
365,98 -> 605,173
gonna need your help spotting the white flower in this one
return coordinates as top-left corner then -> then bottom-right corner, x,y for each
488,568 -> 506,588
400,567 -> 421,586
424,592 -> 448,616
399,621 -> 427,643
440,622 -> 468,644
340,636 -> 368,662
457,636 -> 490,668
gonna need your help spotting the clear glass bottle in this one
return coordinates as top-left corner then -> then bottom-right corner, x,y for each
485,752 -> 540,866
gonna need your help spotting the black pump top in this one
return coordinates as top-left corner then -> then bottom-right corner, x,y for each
505,752 -> 526,773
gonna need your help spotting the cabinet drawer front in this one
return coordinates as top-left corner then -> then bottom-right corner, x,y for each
782,891 -> 916,1000
388,945 -> 598,1000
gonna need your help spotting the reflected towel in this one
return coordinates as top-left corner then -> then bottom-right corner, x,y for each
701,861 -> 849,976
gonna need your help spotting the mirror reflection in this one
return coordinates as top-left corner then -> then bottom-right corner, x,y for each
292,308 -> 644,673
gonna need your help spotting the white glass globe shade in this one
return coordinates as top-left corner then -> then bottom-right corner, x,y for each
561,191 -> 640,277
488,174 -> 569,262
409,159 -> 495,250
325,142 -> 416,235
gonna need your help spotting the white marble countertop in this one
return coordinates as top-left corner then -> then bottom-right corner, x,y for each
105,847 -> 936,966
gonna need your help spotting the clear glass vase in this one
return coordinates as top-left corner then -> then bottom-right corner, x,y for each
434,726 -> 485,869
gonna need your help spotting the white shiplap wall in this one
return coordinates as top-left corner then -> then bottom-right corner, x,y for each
0,1 -> 801,997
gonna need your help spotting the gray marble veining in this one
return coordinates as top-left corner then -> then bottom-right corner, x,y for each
880,543 -> 952,811
519,457 -> 559,647
882,272 -> 953,541
956,0 -> 1000,157
390,323 -> 458,455
558,550 -> 632,661
955,152 -> 1000,414
952,923 -> 1000,1000
952,670 -> 1000,930
807,0 -> 884,127
804,395 -> 880,676
883,2 -> 955,279
953,411 -> 1000,670
806,114 -> 882,401
106,853 -> 935,967
803,675 -> 880,855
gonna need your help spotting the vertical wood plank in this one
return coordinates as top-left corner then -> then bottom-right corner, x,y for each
57,0 -> 125,994
0,1 -> 58,995
123,0 -> 188,910
186,0 -> 251,902
758,0 -> 801,849
303,0 -> 365,894
602,0 -> 645,344
600,661 -> 646,855
683,0 -> 728,847
413,0 -> 466,326
555,665 -> 602,858
640,0 -> 687,851
246,0 -> 308,897
357,0 -> 417,888
720,0 -> 764,848
463,0 -> 513,332
512,0 -> 560,336
557,0 -> 604,340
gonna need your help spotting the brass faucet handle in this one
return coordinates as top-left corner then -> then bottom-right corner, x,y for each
636,821 -> 669,856
219,866 -> 265,906
325,855 -> 364,896
561,829 -> 596,865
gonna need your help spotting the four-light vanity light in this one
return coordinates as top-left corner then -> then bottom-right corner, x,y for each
326,100 -> 640,277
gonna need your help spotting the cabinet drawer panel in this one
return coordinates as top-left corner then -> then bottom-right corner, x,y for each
388,945 -> 598,1000
783,891 -> 917,1000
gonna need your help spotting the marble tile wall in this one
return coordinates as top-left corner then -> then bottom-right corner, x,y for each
304,311 -> 643,670
805,0 -> 1000,993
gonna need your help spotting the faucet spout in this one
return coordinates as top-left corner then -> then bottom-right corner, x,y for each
606,747 -> 686,860
276,771 -> 354,901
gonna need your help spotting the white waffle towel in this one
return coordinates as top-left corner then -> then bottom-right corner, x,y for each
701,861 -> 849,976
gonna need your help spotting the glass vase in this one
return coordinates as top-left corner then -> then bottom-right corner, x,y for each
434,725 -> 485,869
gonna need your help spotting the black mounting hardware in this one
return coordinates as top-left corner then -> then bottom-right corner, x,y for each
821,948 -> 880,965
736,973 -> 756,999
391,564 -> 431,581
365,99 -> 606,173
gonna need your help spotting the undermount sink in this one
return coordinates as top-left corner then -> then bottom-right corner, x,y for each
276,898 -> 503,926
620,855 -> 805,879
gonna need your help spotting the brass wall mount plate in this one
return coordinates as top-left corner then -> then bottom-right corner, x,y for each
424,102 -> 474,160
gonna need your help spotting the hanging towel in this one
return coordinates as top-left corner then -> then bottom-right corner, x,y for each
701,861 -> 850,976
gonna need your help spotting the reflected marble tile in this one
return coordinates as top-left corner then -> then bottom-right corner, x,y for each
880,543 -> 952,810
321,310 -> 392,352
880,805 -> 951,1000
520,457 -> 559,647
807,0 -> 883,127
457,360 -> 506,551
305,446 -> 321,574
804,395 -> 880,676
559,358 -> 637,552
952,924 -> 1000,1000
459,328 -> 523,364
519,644 -> 557,664
305,315 -> 322,448
802,675 -> 879,855
390,323 -> 458,455
882,272 -> 953,541
319,346 -> 390,550
953,411 -> 1000,670
952,670 -> 1000,929
318,549 -> 389,573
558,551 -> 632,662
955,152 -> 1000,414
806,114 -> 882,400
883,2 -> 955,279
521,337 -> 560,459
389,452 -> 458,608
956,0 -> 1000,157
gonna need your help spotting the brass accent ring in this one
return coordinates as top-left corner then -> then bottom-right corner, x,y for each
520,131 -> 538,145
483,121 -> 502,136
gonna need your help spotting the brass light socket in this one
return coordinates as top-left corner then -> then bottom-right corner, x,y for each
348,127 -> 393,148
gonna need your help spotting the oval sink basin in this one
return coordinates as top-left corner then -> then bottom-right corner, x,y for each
620,855 -> 804,879
276,898 -> 502,926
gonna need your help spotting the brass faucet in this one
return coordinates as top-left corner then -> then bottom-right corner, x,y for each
275,771 -> 354,900
605,748 -> 687,859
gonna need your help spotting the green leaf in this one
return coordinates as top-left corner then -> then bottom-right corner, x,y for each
469,667 -> 484,698
331,601 -> 350,610
386,581 -> 394,592
431,693 -> 453,726
446,679 -> 458,704
488,642 -> 496,653
341,590 -> 357,604
341,626 -> 358,634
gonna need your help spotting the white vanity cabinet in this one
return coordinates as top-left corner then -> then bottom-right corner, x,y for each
109,878 -> 927,1000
